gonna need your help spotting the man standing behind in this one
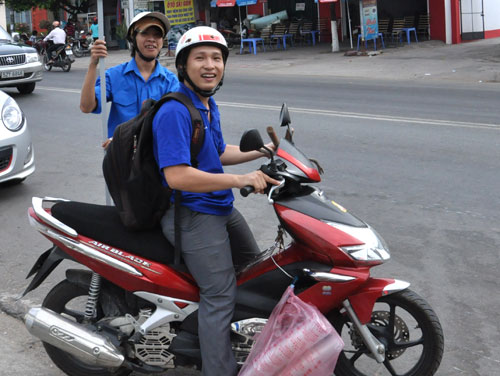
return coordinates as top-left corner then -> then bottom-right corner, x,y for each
43,21 -> 66,64
80,12 -> 179,147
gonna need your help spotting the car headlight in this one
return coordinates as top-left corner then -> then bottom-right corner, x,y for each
26,52 -> 39,63
326,222 -> 390,263
2,97 -> 24,131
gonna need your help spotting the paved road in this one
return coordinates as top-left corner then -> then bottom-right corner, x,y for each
1,40 -> 499,375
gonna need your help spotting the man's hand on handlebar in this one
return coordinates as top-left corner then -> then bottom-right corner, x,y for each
238,170 -> 280,195
263,142 -> 276,158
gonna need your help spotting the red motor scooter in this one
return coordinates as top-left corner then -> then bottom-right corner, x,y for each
23,104 -> 443,376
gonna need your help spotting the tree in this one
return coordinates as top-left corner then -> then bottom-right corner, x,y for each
1,1 -> 90,19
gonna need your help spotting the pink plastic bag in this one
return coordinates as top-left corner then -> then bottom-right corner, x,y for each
239,285 -> 344,376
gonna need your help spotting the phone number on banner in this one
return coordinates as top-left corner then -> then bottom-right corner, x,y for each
165,0 -> 195,26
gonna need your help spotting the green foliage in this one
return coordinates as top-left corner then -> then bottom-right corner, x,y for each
5,22 -> 32,34
3,0 -> 90,19
16,22 -> 31,33
39,19 -> 51,31
116,22 -> 128,40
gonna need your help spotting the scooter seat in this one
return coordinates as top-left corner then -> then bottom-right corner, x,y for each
51,201 -> 174,265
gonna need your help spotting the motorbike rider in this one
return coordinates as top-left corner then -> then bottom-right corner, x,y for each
43,21 -> 66,64
152,26 -> 279,376
64,19 -> 75,39
79,12 -> 178,147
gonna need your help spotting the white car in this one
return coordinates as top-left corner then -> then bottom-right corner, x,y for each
0,25 -> 43,94
0,90 -> 34,184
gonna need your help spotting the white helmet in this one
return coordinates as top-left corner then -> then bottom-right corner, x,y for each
127,11 -> 170,41
175,26 -> 229,68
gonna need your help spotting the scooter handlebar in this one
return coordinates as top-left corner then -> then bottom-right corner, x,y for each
240,185 -> 255,197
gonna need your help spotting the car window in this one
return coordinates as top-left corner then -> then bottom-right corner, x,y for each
0,25 -> 13,42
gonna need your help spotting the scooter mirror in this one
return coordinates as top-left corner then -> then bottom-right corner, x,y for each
240,129 -> 264,152
280,103 -> 291,127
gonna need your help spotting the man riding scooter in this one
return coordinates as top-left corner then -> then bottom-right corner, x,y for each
43,21 -> 66,65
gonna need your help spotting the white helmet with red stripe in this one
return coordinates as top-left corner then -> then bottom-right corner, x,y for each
175,26 -> 229,68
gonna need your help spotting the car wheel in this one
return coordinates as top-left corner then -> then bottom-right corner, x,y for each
17,83 -> 36,94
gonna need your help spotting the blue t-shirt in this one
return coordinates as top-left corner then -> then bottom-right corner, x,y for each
152,83 -> 234,216
90,23 -> 99,38
93,58 -> 179,137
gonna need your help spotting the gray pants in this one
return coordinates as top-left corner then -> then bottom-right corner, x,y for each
161,206 -> 260,376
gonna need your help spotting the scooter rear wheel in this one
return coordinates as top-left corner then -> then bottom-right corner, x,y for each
42,54 -> 52,71
329,289 -> 444,376
41,279 -> 131,376
62,59 -> 71,72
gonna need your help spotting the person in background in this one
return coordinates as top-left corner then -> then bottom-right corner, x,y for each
90,18 -> 99,41
43,21 -> 66,64
79,12 -> 179,147
29,30 -> 38,44
20,33 -> 29,43
64,19 -> 75,39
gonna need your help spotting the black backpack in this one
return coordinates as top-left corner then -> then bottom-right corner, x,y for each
102,92 -> 204,231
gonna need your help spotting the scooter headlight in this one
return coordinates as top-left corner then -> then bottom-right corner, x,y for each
326,222 -> 390,263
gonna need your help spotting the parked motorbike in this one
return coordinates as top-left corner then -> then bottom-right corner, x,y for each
71,30 -> 92,57
220,26 -> 248,48
40,40 -> 74,72
22,104 -> 444,376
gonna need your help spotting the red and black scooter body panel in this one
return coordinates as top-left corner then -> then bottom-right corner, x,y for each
276,139 -> 321,182
26,196 -> 394,325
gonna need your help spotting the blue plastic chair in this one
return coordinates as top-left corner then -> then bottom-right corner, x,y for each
356,33 -> 385,51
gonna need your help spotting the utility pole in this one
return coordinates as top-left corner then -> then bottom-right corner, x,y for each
330,2 -> 339,52
97,0 -> 111,204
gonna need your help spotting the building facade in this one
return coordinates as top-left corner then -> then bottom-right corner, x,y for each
2,0 -> 499,45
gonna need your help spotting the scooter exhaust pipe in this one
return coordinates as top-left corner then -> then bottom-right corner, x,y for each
25,307 -> 125,368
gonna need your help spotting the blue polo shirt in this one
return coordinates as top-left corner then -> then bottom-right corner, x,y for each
152,83 -> 234,216
93,58 -> 179,137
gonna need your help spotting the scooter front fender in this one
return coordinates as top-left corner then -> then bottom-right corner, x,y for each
349,278 -> 411,324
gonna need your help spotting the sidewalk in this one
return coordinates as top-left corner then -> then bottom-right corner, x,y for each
73,37 -> 500,84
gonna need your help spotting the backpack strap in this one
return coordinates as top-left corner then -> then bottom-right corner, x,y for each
154,92 -> 205,266
160,92 -> 205,167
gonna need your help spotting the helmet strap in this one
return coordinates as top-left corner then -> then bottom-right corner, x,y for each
180,66 -> 224,98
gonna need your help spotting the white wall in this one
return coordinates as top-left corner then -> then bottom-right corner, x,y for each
445,0 -> 452,44
484,0 -> 500,31
0,4 -> 6,30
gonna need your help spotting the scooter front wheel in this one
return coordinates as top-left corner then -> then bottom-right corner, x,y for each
330,289 -> 444,376
72,45 -> 83,57
41,279 -> 131,376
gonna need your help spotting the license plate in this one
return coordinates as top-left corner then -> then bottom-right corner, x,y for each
1,70 -> 24,79
66,49 -> 73,55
